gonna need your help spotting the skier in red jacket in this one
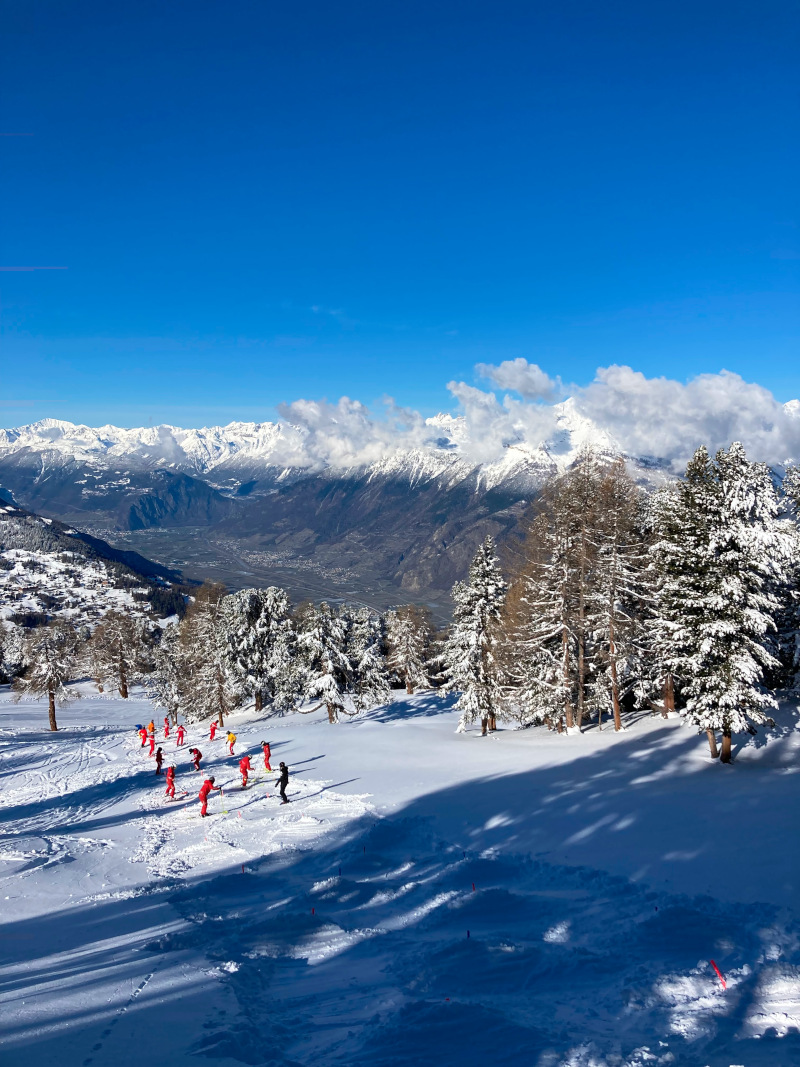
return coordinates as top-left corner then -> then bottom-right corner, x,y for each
176,724 -> 185,746
209,721 -> 218,742
165,765 -> 176,799
155,747 -> 164,775
199,776 -> 219,817
138,726 -> 147,747
163,717 -> 170,740
261,741 -> 272,772
239,754 -> 252,788
149,735 -> 156,757
189,747 -> 202,771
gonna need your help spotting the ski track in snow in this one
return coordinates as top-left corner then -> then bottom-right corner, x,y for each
0,689 -> 799,1067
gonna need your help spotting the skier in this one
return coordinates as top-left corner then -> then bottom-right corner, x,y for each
176,724 -> 186,746
138,726 -> 147,748
209,721 -> 218,742
261,740 -> 272,772
147,719 -> 155,738
155,747 -> 164,775
239,754 -> 252,789
226,731 -> 236,756
275,762 -> 289,804
189,747 -> 202,771
148,734 -> 156,757
198,776 -> 220,817
163,717 -> 170,740
164,764 -> 176,798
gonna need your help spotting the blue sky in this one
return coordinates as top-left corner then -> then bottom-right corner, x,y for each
1,0 -> 798,428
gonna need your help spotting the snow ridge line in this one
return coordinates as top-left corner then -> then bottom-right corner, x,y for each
80,969 -> 156,1067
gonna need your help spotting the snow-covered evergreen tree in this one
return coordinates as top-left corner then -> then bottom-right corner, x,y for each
652,443 -> 796,761
346,607 -> 390,710
148,624 -> 186,724
385,605 -> 434,693
441,536 -> 507,734
221,586 -> 299,713
14,620 -> 79,730
501,506 -> 577,731
87,610 -> 150,698
295,602 -> 352,722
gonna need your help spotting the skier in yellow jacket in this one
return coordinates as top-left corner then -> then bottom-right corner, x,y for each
226,730 -> 236,755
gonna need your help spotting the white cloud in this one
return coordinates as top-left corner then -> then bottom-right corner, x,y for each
476,358 -> 564,401
574,365 -> 800,469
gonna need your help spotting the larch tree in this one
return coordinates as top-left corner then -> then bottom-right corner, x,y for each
14,620 -> 79,731
180,582 -> 236,725
442,536 -> 507,734
588,460 -> 650,731
385,604 -> 434,693
87,610 -> 150,698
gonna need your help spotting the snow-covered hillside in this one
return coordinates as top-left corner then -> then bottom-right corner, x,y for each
0,503 -> 184,637
2,687 -> 799,1067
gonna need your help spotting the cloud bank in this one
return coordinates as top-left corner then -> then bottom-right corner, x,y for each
274,362 -> 800,472
6,364 -> 800,474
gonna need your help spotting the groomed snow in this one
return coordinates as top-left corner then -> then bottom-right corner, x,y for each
1,688 -> 799,1066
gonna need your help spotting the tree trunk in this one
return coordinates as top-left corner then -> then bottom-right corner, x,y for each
488,714 -> 497,732
48,690 -> 58,732
406,680 -> 414,695
327,704 -> 338,724
255,691 -> 263,712
706,729 -> 719,759
609,618 -> 622,732
562,626 -> 573,730
576,531 -> 587,730
118,667 -> 128,700
481,717 -> 488,736
663,674 -> 675,718
217,708 -> 225,726
720,726 -> 732,764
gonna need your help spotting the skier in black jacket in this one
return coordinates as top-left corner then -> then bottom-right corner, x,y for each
275,762 -> 289,804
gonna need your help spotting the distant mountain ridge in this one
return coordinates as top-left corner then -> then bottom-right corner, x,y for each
0,398 -> 625,487
0,402 -> 665,603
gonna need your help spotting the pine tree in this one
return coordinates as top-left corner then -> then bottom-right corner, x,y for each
148,624 -> 186,724
14,620 -> 79,730
385,605 -> 434,693
221,586 -> 299,713
346,607 -> 390,710
295,602 -> 352,722
441,536 -> 507,734
87,610 -> 150,698
652,443 -> 796,762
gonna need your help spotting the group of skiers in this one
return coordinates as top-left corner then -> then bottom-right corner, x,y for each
135,716 -> 290,815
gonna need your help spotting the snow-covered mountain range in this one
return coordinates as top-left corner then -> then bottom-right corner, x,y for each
0,398 -> 623,491
0,402 -> 667,605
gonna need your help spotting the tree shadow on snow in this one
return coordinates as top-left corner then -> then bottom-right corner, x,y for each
1,721 -> 799,1067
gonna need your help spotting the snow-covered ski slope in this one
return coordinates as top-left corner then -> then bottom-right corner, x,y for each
2,688 -> 799,1067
